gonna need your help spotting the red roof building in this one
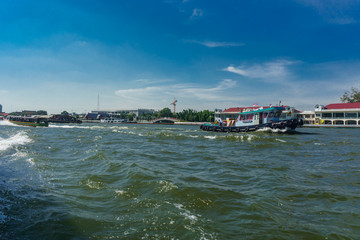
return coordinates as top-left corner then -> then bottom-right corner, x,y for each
314,102 -> 360,126
324,102 -> 360,110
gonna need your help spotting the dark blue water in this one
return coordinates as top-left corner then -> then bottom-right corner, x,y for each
1,121 -> 359,239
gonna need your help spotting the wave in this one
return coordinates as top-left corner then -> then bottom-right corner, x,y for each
0,132 -> 32,152
0,120 -> 17,127
49,124 -> 94,129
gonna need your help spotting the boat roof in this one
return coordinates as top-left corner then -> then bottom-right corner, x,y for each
222,105 -> 297,114
238,106 -> 285,115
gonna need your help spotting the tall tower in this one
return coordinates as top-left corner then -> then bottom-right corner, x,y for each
170,98 -> 177,114
0,104 -> 2,113
97,94 -> 100,111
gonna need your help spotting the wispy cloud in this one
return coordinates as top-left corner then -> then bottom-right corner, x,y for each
191,8 -> 203,19
296,0 -> 359,24
187,40 -> 244,48
114,79 -> 241,109
224,60 -> 298,83
134,78 -> 175,85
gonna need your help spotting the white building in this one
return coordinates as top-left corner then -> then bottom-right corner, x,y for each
91,109 -> 155,118
313,103 -> 360,126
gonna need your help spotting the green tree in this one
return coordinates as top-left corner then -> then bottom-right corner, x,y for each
126,113 -> 136,121
158,108 -> 173,118
35,110 -> 48,115
61,111 -> 69,116
341,87 -> 360,103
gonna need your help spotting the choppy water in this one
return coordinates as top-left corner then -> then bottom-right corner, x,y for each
0,121 -> 359,239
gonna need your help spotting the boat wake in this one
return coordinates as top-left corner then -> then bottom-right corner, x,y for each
0,120 -> 17,127
256,127 -> 288,133
49,124 -> 93,129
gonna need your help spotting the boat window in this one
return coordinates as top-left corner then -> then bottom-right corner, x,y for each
275,111 -> 281,117
268,112 -> 274,118
264,112 -> 268,118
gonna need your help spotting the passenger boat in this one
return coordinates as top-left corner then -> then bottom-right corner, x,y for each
6,116 -> 49,127
48,114 -> 82,124
200,106 -> 303,132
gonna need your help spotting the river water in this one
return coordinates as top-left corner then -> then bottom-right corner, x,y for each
0,121 -> 359,239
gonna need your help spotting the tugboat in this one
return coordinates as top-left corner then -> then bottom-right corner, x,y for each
6,116 -> 49,127
200,106 -> 303,132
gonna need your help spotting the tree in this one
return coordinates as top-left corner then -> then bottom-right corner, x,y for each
61,111 -> 69,116
341,87 -> 360,103
126,113 -> 136,121
35,110 -> 48,115
158,108 -> 173,118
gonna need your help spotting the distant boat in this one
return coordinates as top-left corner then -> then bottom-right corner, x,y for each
200,106 -> 303,132
48,114 -> 82,124
6,116 -> 49,127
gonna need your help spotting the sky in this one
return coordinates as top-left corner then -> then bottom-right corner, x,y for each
1,0 -> 360,114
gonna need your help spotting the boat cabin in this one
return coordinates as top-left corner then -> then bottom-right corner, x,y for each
215,106 -> 285,127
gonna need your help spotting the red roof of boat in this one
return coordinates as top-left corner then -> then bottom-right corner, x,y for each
325,102 -> 360,109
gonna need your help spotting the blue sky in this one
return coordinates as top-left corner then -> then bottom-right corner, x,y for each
1,0 -> 360,113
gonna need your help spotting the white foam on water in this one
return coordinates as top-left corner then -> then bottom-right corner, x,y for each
158,180 -> 178,193
256,127 -> 288,133
0,120 -> 17,127
204,135 -> 216,140
0,132 -> 32,151
276,138 -> 287,143
174,203 -> 200,224
49,124 -> 92,129
115,189 -> 126,195
26,158 -> 35,166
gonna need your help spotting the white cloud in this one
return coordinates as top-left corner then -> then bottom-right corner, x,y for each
114,79 -> 242,110
191,8 -> 203,19
296,0 -> 359,24
224,60 -> 298,83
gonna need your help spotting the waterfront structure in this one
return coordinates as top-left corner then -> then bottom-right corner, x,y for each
313,103 -> 360,126
91,109 -> 155,119
298,110 -> 316,124
0,104 -> 2,113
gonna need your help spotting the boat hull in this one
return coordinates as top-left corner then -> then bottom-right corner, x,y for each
7,120 -> 49,127
200,119 -> 302,132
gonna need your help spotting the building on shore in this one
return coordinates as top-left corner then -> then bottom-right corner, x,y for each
297,110 -> 316,124
0,104 -> 2,113
312,103 -> 360,126
89,109 -> 156,120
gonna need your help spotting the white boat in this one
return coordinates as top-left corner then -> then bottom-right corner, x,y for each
200,106 -> 303,132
